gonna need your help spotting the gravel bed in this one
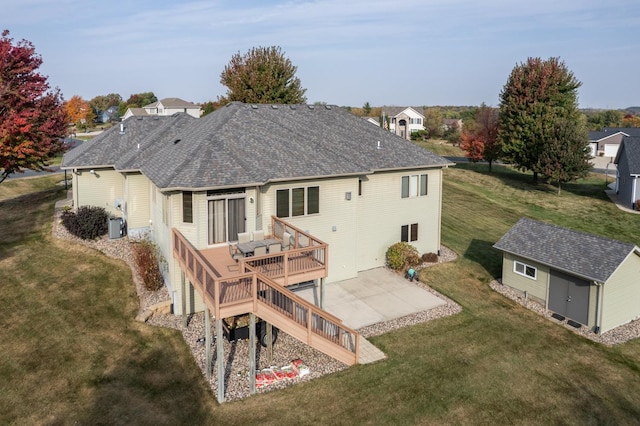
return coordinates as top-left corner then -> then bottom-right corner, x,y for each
52,194 -> 461,401
490,279 -> 640,345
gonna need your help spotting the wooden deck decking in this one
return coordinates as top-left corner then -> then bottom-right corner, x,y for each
171,216 -> 359,366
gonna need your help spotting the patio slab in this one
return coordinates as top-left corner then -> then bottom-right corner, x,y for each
293,267 -> 447,330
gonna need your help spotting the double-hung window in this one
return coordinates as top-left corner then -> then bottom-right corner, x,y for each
276,186 -> 319,218
401,174 -> 428,198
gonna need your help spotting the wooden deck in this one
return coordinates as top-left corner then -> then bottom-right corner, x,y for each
171,216 -> 359,366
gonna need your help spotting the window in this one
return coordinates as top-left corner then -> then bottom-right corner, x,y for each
182,191 -> 193,223
410,118 -> 422,125
402,174 -> 428,198
401,223 -> 419,242
514,260 -> 537,279
276,186 -> 319,218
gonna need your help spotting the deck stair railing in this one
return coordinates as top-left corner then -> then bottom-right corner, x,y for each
172,228 -> 359,365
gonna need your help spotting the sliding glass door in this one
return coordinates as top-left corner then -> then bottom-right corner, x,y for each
208,196 -> 245,244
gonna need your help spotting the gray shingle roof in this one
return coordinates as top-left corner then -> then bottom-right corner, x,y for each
63,102 -> 453,190
616,136 -> 640,175
493,217 -> 637,283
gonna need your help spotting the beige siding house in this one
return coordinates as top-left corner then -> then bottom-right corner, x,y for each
123,97 -> 202,119
63,102 -> 452,316
494,218 -> 640,334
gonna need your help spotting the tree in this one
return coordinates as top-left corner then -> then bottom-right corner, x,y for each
423,107 -> 444,139
461,104 -> 501,171
89,93 -> 122,119
538,116 -> 592,194
363,101 -> 372,115
0,30 -> 69,183
119,92 -> 157,115
219,46 -> 307,104
498,57 -> 588,184
64,95 -> 95,131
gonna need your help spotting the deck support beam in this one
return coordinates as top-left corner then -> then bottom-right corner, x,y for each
181,271 -> 187,327
205,306 -> 211,380
216,318 -> 224,403
266,322 -> 273,365
320,277 -> 325,309
249,313 -> 256,394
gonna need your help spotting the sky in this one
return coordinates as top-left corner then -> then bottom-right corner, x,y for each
3,0 -> 640,109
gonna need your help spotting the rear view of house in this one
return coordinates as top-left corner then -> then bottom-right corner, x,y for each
494,218 -> 640,334
63,102 -> 452,317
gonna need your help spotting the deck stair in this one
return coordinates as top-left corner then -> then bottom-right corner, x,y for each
173,228 -> 359,366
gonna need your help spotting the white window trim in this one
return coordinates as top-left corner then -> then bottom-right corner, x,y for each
514,260 -> 537,280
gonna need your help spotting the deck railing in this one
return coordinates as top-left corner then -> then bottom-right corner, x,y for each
172,228 -> 358,365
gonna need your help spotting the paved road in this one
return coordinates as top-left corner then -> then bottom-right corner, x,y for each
4,166 -> 64,180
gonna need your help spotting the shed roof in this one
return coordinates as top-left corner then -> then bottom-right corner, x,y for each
63,102 -> 452,191
493,217 -> 637,282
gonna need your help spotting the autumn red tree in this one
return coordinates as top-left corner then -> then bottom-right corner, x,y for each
0,30 -> 69,183
65,95 -> 95,131
459,104 -> 501,171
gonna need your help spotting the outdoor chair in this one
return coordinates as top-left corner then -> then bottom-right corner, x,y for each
237,232 -> 251,243
252,230 -> 264,241
268,242 -> 281,254
254,245 -> 267,256
282,232 -> 292,250
228,243 -> 243,261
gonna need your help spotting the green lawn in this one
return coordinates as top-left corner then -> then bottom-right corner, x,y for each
2,167 -> 640,425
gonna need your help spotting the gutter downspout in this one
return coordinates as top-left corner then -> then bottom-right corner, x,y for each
594,281 -> 603,334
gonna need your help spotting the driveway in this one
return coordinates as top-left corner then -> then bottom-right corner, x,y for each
294,268 -> 447,329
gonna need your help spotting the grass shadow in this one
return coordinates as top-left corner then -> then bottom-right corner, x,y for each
463,238 -> 503,278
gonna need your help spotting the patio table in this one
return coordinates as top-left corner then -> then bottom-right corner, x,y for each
237,238 -> 280,256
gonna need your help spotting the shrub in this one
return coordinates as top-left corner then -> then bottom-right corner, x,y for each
386,242 -> 421,272
635,199 -> 640,210
422,252 -> 439,263
131,238 -> 165,291
61,206 -> 109,240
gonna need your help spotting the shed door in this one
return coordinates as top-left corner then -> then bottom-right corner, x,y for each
548,270 -> 590,325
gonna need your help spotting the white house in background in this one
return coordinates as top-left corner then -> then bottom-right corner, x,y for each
122,97 -> 202,120
383,107 -> 425,140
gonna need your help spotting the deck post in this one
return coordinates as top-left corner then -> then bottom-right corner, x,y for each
205,305 -> 211,380
216,317 -> 224,403
266,323 -> 273,365
319,277 -> 325,309
181,271 -> 187,327
249,313 -> 256,394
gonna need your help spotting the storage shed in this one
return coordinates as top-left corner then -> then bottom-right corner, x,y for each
493,218 -> 640,334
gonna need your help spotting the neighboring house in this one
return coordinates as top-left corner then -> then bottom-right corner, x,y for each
62,102 -> 453,318
614,136 -> 640,209
588,127 -> 640,158
96,106 -> 120,123
122,97 -> 202,120
494,217 -> 640,334
442,119 -> 462,133
121,107 -> 148,120
383,107 -> 425,140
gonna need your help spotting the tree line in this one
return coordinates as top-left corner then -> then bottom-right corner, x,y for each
0,29 -> 638,186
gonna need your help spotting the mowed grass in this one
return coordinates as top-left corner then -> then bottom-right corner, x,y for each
0,177 -> 217,424
2,166 -> 640,424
